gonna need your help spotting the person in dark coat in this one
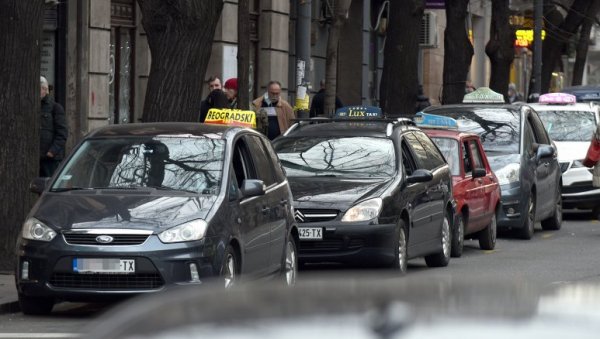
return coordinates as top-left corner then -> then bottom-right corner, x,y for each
40,76 -> 68,177
200,76 -> 222,121
309,79 -> 343,117
199,89 -> 229,122
415,85 -> 431,113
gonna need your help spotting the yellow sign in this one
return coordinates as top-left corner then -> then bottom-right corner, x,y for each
205,109 -> 256,129
515,29 -> 546,47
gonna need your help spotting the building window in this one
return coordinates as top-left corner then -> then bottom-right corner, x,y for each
110,0 -> 135,124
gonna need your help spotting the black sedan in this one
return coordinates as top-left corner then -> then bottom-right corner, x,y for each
273,115 -> 455,272
16,123 -> 298,315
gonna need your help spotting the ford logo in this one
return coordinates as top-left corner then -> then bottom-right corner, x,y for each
96,235 -> 114,244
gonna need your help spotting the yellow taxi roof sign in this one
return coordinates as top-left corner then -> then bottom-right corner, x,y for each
463,87 -> 505,104
205,108 -> 256,129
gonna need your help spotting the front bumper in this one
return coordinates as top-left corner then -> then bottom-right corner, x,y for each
562,167 -> 600,209
496,183 -> 527,229
16,235 -> 219,301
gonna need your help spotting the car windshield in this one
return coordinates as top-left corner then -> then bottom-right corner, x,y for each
431,137 -> 460,176
51,136 -> 225,194
274,136 -> 396,178
536,110 -> 597,141
430,108 -> 521,154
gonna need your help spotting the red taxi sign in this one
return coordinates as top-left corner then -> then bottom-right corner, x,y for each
538,93 -> 576,105
205,108 -> 257,128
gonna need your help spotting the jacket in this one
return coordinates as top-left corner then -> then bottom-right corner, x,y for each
40,95 -> 68,160
309,89 -> 343,117
252,96 -> 296,134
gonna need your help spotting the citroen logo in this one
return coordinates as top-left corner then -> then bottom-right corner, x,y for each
96,235 -> 114,244
294,210 -> 305,223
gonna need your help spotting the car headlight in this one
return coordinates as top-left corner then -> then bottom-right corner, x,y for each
22,218 -> 56,242
158,220 -> 208,243
341,198 -> 383,222
495,163 -> 520,185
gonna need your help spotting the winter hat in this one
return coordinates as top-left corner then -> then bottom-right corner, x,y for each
224,78 -> 238,91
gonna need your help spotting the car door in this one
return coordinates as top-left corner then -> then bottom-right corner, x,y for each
231,137 -> 271,277
400,138 -> 430,247
244,135 -> 288,272
464,139 -> 487,230
527,111 -> 554,215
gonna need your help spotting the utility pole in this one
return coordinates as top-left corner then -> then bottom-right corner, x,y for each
531,0 -> 543,100
295,0 -> 311,118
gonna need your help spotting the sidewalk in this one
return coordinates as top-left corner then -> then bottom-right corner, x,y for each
0,272 -> 19,314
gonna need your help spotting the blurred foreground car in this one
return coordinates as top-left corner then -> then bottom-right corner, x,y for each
16,123 -> 298,315
273,106 -> 454,272
417,113 -> 501,257
424,88 -> 562,239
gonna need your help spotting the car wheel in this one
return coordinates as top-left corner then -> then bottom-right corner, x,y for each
541,187 -> 562,231
517,194 -> 535,240
18,293 -> 54,315
220,245 -> 238,289
425,213 -> 451,268
478,210 -> 497,250
281,235 -> 298,286
390,222 -> 408,274
450,213 -> 464,258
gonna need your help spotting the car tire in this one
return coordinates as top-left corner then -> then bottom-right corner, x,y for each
390,221 -> 408,274
518,194 -> 535,240
478,210 -> 497,250
220,244 -> 239,289
541,187 -> 562,231
18,293 -> 54,315
280,235 -> 298,286
451,213 -> 464,258
425,213 -> 451,268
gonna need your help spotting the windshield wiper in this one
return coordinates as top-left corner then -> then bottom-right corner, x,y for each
149,186 -> 199,194
50,187 -> 94,192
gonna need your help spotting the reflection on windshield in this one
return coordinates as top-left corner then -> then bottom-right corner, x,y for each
274,137 -> 396,178
52,137 -> 225,194
537,110 -> 597,141
431,138 -> 459,176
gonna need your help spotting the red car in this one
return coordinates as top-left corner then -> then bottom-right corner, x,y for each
423,128 -> 501,257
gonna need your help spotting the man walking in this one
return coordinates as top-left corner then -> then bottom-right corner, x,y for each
252,81 -> 295,140
40,76 -> 68,177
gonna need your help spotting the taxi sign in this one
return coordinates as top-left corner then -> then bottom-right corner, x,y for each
538,93 -> 576,104
205,108 -> 256,128
335,106 -> 382,118
414,112 -> 458,129
463,87 -> 505,104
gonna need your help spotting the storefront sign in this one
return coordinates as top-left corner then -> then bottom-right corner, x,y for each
515,29 -> 546,48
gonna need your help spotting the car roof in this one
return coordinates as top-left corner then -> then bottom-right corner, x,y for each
424,103 -> 525,112
421,128 -> 479,140
86,122 -> 241,139
284,120 -> 418,138
529,102 -> 597,112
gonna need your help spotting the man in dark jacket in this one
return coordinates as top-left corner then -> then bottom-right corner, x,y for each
200,76 -> 223,122
309,79 -> 343,117
40,76 -> 68,177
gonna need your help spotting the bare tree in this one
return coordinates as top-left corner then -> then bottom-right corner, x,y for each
442,0 -> 473,105
0,0 -> 44,270
572,0 -> 600,86
324,0 -> 352,116
237,0 -> 250,109
380,0 -> 425,116
137,0 -> 224,122
486,0 -> 514,101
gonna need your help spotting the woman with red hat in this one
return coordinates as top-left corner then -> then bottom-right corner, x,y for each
224,78 -> 238,109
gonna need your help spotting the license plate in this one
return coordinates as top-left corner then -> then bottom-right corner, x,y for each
73,258 -> 135,274
298,227 -> 323,240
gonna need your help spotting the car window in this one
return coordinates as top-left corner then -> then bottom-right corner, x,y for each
404,133 -> 429,170
259,137 -> 287,183
431,137 -> 459,176
462,142 -> 473,176
245,135 -> 277,187
231,139 -> 256,189
528,111 -> 550,144
401,141 -> 417,177
469,140 -> 485,169
524,121 -> 536,157
413,131 -> 446,170
536,109 -> 597,142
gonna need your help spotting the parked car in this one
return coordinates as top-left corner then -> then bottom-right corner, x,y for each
529,93 -> 600,215
424,87 -> 563,239
16,123 -> 298,315
272,106 -> 455,273
417,113 -> 501,257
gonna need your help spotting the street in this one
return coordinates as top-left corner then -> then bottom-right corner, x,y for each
1,211 -> 600,338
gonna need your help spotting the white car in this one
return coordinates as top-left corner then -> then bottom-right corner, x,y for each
530,93 -> 600,215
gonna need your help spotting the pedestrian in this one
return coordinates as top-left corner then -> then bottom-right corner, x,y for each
252,81 -> 295,140
224,78 -> 238,109
40,76 -> 68,177
200,89 -> 229,122
415,84 -> 431,113
200,75 -> 223,122
309,79 -> 343,117
508,83 -> 524,103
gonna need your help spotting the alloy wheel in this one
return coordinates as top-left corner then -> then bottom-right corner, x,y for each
224,253 -> 235,289
442,217 -> 451,259
285,240 -> 297,286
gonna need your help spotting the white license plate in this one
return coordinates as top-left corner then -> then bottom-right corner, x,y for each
73,258 -> 135,274
298,227 -> 323,240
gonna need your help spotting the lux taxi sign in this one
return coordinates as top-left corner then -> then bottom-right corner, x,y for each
205,108 -> 257,128
335,106 -> 382,118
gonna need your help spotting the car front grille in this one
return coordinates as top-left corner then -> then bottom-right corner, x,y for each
63,233 -> 150,246
49,273 -> 164,290
560,162 -> 570,173
300,238 -> 365,252
294,209 -> 339,223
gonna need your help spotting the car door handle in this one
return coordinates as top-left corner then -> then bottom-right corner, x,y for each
543,163 -> 549,167
280,199 -> 288,206
477,179 -> 483,184
262,206 -> 270,214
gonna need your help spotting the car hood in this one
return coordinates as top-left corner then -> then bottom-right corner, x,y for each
32,193 -> 218,232
554,141 -> 590,162
288,177 -> 394,210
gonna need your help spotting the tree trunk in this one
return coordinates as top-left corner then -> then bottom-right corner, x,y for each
486,0 -> 514,102
541,0 -> 590,94
324,0 -> 352,116
0,0 -> 43,270
572,0 -> 600,86
237,0 -> 250,110
380,0 -> 425,116
137,0 -> 224,122
442,0 -> 473,105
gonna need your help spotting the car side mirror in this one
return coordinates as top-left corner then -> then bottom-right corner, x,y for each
472,168 -> 486,178
30,177 -> 51,194
536,145 -> 555,161
406,169 -> 433,184
240,179 -> 266,198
